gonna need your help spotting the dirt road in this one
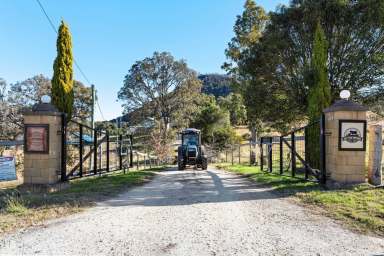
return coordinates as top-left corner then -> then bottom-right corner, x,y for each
1,168 -> 383,255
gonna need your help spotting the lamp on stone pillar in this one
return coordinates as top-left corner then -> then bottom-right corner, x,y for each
323,90 -> 368,185
23,95 -> 66,191
339,90 -> 351,100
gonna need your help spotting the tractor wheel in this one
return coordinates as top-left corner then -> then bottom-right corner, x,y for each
202,157 -> 208,170
178,162 -> 185,170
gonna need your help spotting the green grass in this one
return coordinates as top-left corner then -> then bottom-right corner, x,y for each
0,167 -> 164,234
216,163 -> 321,193
3,196 -> 29,215
215,163 -> 384,237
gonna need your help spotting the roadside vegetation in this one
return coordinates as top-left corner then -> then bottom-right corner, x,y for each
0,168 -> 163,235
215,163 -> 384,237
0,0 -> 383,239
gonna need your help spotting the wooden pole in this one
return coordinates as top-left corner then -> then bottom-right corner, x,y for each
238,145 -> 241,164
291,132 -> 296,177
79,124 -> 83,177
106,131 -> 110,172
231,146 -> 234,165
93,130 -> 98,175
279,136 -> 283,175
136,153 -> 139,170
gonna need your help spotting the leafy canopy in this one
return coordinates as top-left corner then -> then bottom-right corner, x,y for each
190,96 -> 238,150
225,0 -> 384,131
118,52 -> 202,153
0,75 -> 92,139
218,93 -> 247,126
118,52 -> 201,127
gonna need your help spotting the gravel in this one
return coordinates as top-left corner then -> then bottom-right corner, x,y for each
1,167 -> 383,255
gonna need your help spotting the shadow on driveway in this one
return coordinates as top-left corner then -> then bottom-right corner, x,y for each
99,168 -> 283,207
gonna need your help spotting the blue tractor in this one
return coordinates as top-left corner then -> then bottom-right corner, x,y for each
177,128 -> 208,170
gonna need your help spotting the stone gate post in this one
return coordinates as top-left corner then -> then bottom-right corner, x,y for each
23,99 -> 64,189
367,125 -> 382,185
323,99 -> 368,184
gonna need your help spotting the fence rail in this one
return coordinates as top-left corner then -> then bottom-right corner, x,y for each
63,120 -> 159,180
211,116 -> 326,184
258,116 -> 326,184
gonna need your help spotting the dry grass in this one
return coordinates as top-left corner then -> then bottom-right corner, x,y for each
216,163 -> 384,237
0,167 -> 164,235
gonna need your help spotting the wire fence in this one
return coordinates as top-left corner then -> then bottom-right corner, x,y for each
208,143 -> 254,165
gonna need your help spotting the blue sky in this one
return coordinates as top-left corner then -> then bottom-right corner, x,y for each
0,0 -> 288,121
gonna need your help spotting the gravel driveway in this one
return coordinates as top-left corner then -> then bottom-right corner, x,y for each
1,167 -> 383,255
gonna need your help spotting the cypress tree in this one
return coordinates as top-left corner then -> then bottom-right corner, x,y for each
306,22 -> 332,170
52,21 -> 74,120
307,22 -> 331,121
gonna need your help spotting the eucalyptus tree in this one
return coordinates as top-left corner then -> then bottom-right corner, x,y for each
218,93 -> 247,126
223,0 -> 269,135
118,51 -> 202,143
0,78 -> 6,102
226,0 -> 384,131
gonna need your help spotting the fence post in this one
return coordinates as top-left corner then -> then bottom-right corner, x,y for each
279,136 -> 283,175
291,132 -> 296,177
260,139 -> 263,171
93,129 -> 98,175
136,153 -> 139,170
238,144 -> 241,164
268,142 -> 272,172
231,146 -> 234,165
79,124 -> 83,177
144,154 -> 147,170
249,142 -> 252,166
226,151 -> 228,163
129,134 -> 133,168
119,134 -> 123,170
304,127 -> 309,180
106,131 -> 110,172
61,113 -> 67,181
149,154 -> 152,169
320,113 -> 326,184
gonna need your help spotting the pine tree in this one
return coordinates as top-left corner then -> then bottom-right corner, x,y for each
223,0 -> 268,72
308,22 -> 331,122
51,21 -> 74,120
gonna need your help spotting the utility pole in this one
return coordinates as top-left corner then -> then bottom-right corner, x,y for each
91,84 -> 95,131
90,84 -> 96,171
129,133 -> 133,168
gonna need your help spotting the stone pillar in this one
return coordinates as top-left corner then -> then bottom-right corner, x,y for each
23,102 -> 63,186
323,100 -> 368,184
367,125 -> 382,185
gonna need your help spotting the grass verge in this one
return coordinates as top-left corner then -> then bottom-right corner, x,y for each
0,167 -> 164,235
215,163 -> 384,237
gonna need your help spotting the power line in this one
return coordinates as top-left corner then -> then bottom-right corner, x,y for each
35,0 -> 57,34
35,0 -> 92,85
36,0 -> 109,122
96,99 -> 107,121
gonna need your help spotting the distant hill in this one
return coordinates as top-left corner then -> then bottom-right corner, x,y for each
198,74 -> 232,98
